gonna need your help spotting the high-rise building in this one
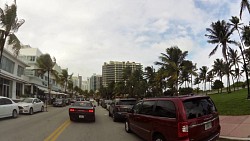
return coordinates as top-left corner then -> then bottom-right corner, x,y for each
102,61 -> 142,87
89,74 -> 102,92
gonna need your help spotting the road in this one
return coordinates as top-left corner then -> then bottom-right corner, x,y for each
0,104 -> 142,141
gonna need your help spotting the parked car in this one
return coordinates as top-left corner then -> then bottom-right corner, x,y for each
105,100 -> 113,110
125,95 -> 221,141
18,98 -> 44,115
53,98 -> 66,107
101,99 -> 112,109
69,101 -> 95,122
109,98 -> 137,122
0,96 -> 19,119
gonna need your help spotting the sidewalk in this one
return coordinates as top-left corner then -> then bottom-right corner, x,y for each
220,115 -> 250,140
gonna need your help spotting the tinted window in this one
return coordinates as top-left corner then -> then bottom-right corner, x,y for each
184,98 -> 217,119
117,100 -> 137,105
0,99 -> 5,105
154,100 -> 176,118
4,98 -> 12,104
133,102 -> 142,114
139,101 -> 155,115
73,102 -> 93,107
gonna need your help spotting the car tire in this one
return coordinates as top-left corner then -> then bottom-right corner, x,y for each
41,106 -> 44,112
125,120 -> 131,133
112,112 -> 117,122
12,110 -> 18,118
70,116 -> 75,121
29,108 -> 33,115
153,134 -> 165,141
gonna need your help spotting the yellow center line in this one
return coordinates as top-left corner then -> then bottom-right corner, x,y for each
44,119 -> 71,141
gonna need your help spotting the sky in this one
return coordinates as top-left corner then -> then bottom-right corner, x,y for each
1,0 -> 250,81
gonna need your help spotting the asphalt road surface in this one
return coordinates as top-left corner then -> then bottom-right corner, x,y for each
0,104 -> 142,141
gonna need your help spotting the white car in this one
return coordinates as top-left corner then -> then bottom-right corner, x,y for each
18,98 -> 44,115
0,96 -> 19,119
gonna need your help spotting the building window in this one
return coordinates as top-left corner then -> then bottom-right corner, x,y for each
27,56 -> 36,62
16,82 -> 23,98
17,65 -> 24,77
1,56 -> 14,74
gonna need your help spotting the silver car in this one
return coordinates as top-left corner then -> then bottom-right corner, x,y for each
18,98 -> 44,115
0,96 -> 19,119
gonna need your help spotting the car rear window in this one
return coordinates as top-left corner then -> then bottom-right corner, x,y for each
73,102 -> 92,107
118,100 -> 137,105
183,97 -> 217,119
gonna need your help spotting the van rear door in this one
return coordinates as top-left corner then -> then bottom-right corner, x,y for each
183,97 -> 220,141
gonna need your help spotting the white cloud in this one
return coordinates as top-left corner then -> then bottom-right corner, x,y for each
0,0 -> 245,79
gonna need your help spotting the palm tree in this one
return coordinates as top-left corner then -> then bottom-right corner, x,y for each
228,47 -> 242,91
36,54 -> 56,107
199,66 -> 208,95
59,69 -> 73,95
239,0 -> 250,19
229,16 -> 250,96
205,20 -> 234,93
0,2 -> 25,66
212,59 -> 225,93
155,46 -> 188,96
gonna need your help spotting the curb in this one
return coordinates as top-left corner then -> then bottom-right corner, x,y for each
220,136 -> 250,141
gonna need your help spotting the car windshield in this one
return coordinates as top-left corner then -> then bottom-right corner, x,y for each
183,97 -> 217,119
118,100 -> 137,105
73,102 -> 92,107
21,98 -> 33,103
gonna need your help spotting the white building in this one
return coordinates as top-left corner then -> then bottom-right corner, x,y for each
0,48 -> 29,99
18,45 -> 64,99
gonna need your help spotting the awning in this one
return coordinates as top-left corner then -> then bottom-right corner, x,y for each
37,86 -> 48,92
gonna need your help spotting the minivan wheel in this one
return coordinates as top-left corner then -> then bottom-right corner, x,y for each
12,110 -> 18,118
153,134 -> 165,141
125,120 -> 131,133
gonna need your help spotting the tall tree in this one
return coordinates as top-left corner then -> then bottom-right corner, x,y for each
229,16 -> 250,97
155,46 -> 188,96
205,20 -> 234,93
36,54 -> 56,109
0,2 -> 25,66
59,69 -> 73,94
199,66 -> 208,94
239,0 -> 250,19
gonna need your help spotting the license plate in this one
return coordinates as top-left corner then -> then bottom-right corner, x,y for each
79,115 -> 84,118
205,122 -> 212,130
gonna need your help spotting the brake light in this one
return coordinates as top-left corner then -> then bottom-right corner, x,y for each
89,109 -> 94,113
69,108 -> 75,112
178,122 -> 188,138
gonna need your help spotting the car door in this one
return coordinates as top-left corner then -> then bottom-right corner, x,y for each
135,100 -> 156,140
128,102 -> 142,133
33,99 -> 39,112
0,98 -> 6,118
4,98 -> 14,117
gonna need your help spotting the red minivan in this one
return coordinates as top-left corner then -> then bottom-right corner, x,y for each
125,95 -> 220,141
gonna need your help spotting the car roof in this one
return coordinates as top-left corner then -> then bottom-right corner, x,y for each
144,95 -> 210,101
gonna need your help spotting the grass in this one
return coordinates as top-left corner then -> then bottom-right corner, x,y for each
209,88 -> 250,115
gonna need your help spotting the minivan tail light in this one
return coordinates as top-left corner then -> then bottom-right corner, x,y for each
178,122 -> 188,138
89,109 -> 94,113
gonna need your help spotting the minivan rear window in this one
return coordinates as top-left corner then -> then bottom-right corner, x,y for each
183,98 -> 216,119
118,100 -> 137,105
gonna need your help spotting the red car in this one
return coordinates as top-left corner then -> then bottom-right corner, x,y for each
125,95 -> 220,141
69,101 -> 95,122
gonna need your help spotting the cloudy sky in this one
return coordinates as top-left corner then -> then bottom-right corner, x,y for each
1,0 -> 249,80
